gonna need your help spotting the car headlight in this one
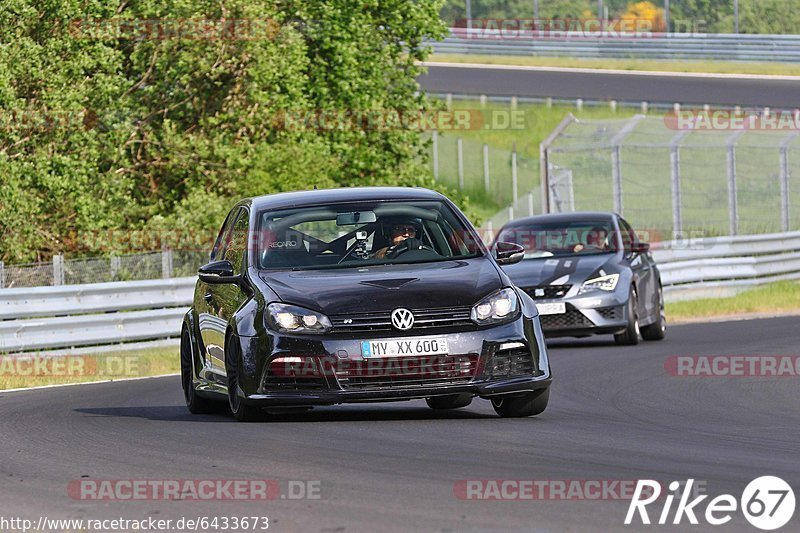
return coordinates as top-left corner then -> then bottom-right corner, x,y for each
266,303 -> 332,334
471,288 -> 519,325
580,273 -> 620,293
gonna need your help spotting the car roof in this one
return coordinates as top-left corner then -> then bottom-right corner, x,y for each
244,187 -> 447,211
501,211 -> 618,228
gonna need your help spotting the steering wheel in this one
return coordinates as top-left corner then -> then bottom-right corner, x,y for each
385,238 -> 435,259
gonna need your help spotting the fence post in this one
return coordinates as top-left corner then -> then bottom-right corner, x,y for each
611,146 -> 623,214
669,131 -> 689,236
52,254 -> 65,286
457,137 -> 464,190
483,143 -> 490,192
486,219 -> 494,246
508,206 -> 514,222
0,261 -> 4,289
110,255 -> 121,280
726,131 -> 744,236
432,130 -> 439,181
609,115 -> 645,216
527,191 -> 535,216
540,114 -> 576,214
162,248 -> 174,279
511,142 -> 519,204
780,132 -> 799,232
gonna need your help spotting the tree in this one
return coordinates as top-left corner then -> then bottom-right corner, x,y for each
0,0 -> 459,262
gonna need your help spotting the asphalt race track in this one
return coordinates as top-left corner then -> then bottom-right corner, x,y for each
419,63 -> 800,108
1,316 -> 798,532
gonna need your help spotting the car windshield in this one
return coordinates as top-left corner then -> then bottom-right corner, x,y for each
497,219 -> 617,258
256,200 -> 483,270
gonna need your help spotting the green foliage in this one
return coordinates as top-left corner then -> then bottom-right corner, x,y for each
0,0 -> 460,263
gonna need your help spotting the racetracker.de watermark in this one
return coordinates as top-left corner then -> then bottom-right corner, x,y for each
0,355 -> 141,378
68,479 -> 321,501
66,18 -> 282,41
273,109 -> 528,132
453,479 -> 664,501
453,18 -> 707,39
665,109 -> 800,131
665,356 -> 800,377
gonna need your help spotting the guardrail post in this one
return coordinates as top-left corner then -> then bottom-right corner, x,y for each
726,131 -> 745,236
52,255 -> 64,286
483,143 -> 490,192
162,248 -> 173,279
527,191 -> 535,216
456,137 -> 464,190
511,142 -> 518,204
432,130 -> 439,181
508,206 -> 514,222
0,261 -> 4,289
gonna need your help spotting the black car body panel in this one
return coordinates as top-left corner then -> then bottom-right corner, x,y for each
182,187 -> 551,412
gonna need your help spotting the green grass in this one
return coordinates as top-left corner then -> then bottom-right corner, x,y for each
430,53 -> 800,77
0,345 -> 179,390
666,281 -> 800,322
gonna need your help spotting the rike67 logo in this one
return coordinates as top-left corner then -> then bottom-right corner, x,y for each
625,477 -> 795,530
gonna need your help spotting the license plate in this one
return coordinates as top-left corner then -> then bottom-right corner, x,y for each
361,338 -> 449,358
536,302 -> 566,315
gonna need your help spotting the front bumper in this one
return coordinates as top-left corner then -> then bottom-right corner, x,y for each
231,315 -> 551,406
534,289 -> 630,338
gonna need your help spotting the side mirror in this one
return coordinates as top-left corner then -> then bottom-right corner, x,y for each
494,242 -> 525,266
198,260 -> 238,284
630,241 -> 650,254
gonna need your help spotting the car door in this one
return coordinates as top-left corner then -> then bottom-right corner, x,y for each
619,217 -> 656,321
214,207 -> 251,376
197,208 -> 240,379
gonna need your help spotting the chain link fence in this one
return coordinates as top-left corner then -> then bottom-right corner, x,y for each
0,250 -> 208,289
539,114 -> 800,238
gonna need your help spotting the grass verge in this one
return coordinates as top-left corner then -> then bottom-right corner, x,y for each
666,281 -> 800,322
0,345 -> 180,391
430,54 -> 800,77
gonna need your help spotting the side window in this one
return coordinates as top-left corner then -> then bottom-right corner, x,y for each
224,208 -> 250,275
619,218 -> 636,253
210,209 -> 238,261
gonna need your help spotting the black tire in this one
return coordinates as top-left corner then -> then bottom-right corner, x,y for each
225,336 -> 268,422
180,328 -> 216,414
641,286 -> 667,341
491,389 -> 549,418
614,289 -> 640,346
425,393 -> 473,410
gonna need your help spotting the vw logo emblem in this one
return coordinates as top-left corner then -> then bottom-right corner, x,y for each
391,308 -> 415,330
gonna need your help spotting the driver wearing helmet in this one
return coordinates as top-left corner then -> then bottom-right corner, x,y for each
373,218 -> 423,259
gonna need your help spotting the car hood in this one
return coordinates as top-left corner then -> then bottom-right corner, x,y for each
258,258 -> 501,314
501,253 -> 618,288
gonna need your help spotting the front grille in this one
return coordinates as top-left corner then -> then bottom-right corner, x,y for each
337,354 -> 478,390
597,306 -> 623,320
329,306 -> 473,334
522,285 -> 572,300
262,376 -> 328,391
485,348 -> 535,380
539,308 -> 594,329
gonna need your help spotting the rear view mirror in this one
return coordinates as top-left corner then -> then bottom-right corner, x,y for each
494,242 -> 525,265
336,211 -> 377,226
630,241 -> 650,254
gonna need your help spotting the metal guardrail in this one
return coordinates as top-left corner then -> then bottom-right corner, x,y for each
653,231 -> 800,301
1,231 -> 798,351
0,278 -> 194,353
432,29 -> 800,62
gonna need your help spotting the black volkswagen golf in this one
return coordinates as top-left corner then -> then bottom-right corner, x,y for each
180,187 -> 551,421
